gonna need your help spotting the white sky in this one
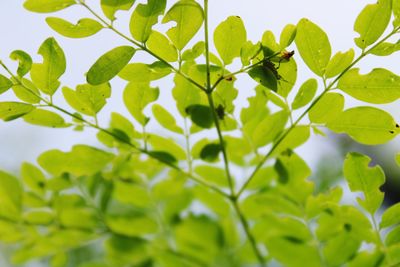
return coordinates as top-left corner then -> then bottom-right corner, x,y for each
0,0 -> 399,172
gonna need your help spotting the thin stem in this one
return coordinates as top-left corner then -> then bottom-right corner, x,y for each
371,213 -> 384,248
237,27 -> 400,198
203,0 -> 234,195
184,118 -> 193,173
78,1 -> 207,93
232,200 -> 266,266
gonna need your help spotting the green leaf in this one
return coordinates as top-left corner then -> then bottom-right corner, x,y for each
123,81 -> 159,125
146,31 -> 178,62
23,0 -> 76,13
38,145 -> 114,176
182,41 -> 205,61
12,78 -> 41,104
10,50 -> 32,77
110,112 -> 139,141
200,143 -> 221,162
152,104 -> 183,134
327,107 -> 399,145
394,0 -> 400,26
21,162 -> 46,194
0,74 -> 12,95
273,126 -> 310,156
113,181 -> 151,207
291,78 -> 318,110
214,16 -> 247,65
262,30 -> 280,57
148,151 -> 177,165
343,152 -> 385,214
325,49 -> 355,78
252,110 -> 289,148
59,208 -> 98,229
240,41 -> 261,66
162,0 -> 204,50
0,171 -> 22,221
87,46 -> 135,85
195,165 -> 229,187
46,17 -> 103,38
279,24 -> 297,48
370,41 -> 400,56
31,37 -> 66,95
248,65 -> 278,91
23,109 -> 68,128
338,68 -> 400,104
23,210 -> 54,225
186,104 -> 214,129
147,134 -> 186,160
129,0 -> 166,43
380,203 -> 400,228
354,0 -> 391,49
386,226 -> 400,246
119,63 -> 151,82
63,83 -> 111,116
0,102 -> 35,121
50,252 -> 67,267
101,0 -> 135,21
308,92 -> 344,124
295,18 -> 331,76
106,214 -> 158,237
276,58 -> 297,97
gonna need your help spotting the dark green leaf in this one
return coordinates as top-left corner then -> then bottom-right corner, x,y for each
186,104 -> 214,129
200,143 -> 221,162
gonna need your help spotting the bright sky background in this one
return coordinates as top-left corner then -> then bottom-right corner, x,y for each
1,0 -> 400,266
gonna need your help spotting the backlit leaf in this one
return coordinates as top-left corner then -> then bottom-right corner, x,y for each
240,41 -> 261,66
152,104 -> 183,134
123,81 -> 159,125
129,0 -> 166,43
87,46 -> 135,85
0,102 -> 35,121
21,162 -> 46,194
354,0 -> 391,49
248,65 -> 278,91
31,37 -> 66,95
147,134 -> 186,160
23,109 -> 68,128
279,24 -> 297,48
295,18 -> 331,76
46,17 -> 103,38
338,68 -> 400,104
10,50 -> 32,77
146,31 -> 178,62
214,16 -> 247,65
0,74 -> 12,95
325,49 -> 354,78
38,145 -> 114,176
101,0 -> 135,21
343,152 -> 385,214
162,0 -> 204,50
308,92 -> 344,124
380,203 -> 400,228
327,107 -> 399,145
0,171 -> 22,221
369,42 -> 400,56
291,78 -> 318,110
252,110 -> 288,148
24,0 -> 75,13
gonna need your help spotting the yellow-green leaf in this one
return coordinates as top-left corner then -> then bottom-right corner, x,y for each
146,31 -> 178,62
152,104 -> 183,134
24,0 -> 75,13
327,107 -> 399,145
31,37 -> 66,95
291,78 -> 318,110
10,50 -> 32,77
214,16 -> 247,65
308,92 -> 344,124
87,46 -> 135,85
325,49 -> 354,78
343,152 -> 385,214
338,68 -> 400,104
354,0 -> 391,49
101,0 -> 135,21
0,102 -> 35,121
380,203 -> 400,228
46,17 -> 103,38
23,109 -> 68,128
295,18 -> 331,76
162,0 -> 204,50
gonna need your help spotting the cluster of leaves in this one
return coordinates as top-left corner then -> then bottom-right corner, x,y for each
0,0 -> 400,266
